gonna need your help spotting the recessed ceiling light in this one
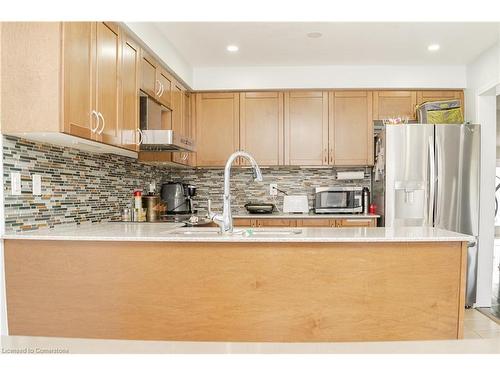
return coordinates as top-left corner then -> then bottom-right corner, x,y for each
428,44 -> 440,52
226,45 -> 239,52
307,32 -> 322,38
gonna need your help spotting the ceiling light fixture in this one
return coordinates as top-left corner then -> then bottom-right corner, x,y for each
427,44 -> 440,52
307,32 -> 322,38
226,45 -> 239,52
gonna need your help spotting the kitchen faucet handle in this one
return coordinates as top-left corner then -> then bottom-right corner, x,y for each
207,199 -> 213,218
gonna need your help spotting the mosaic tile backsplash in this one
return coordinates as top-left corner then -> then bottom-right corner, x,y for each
166,167 -> 372,215
2,136 -> 166,232
3,135 -> 371,232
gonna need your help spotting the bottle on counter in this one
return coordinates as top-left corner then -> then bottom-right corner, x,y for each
362,187 -> 370,215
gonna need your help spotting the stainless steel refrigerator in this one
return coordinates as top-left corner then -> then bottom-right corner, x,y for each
373,123 -> 480,306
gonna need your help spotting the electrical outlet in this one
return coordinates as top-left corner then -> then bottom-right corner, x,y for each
32,174 -> 42,196
270,183 -> 278,196
11,172 -> 21,196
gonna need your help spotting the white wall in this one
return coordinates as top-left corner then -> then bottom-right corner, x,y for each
0,22 -> 8,336
465,41 -> 500,307
193,65 -> 466,90
124,22 -> 194,88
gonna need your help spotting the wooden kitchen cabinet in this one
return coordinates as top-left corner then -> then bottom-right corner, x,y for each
140,50 -> 158,98
240,92 -> 284,166
416,90 -> 464,106
233,218 -> 255,227
373,91 -> 417,121
140,50 -> 172,108
172,83 -> 194,166
195,93 -> 240,166
296,219 -> 335,227
256,219 -> 296,227
284,91 -> 329,165
157,68 -> 173,108
63,22 -> 121,147
329,91 -> 374,166
1,22 -> 140,157
62,22 -> 96,140
120,35 -> 140,151
96,22 -> 121,146
335,218 -> 376,227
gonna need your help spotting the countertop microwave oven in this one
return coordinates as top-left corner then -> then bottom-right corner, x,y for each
313,187 -> 363,214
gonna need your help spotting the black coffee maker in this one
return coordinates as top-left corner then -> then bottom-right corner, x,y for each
161,182 -> 197,214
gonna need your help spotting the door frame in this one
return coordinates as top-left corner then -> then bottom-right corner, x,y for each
471,83 -> 497,307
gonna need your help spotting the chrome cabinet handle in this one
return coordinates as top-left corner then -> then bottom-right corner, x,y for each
159,82 -> 164,97
136,129 -> 143,145
97,112 -> 105,135
90,110 -> 99,133
155,79 -> 162,96
182,153 -> 188,161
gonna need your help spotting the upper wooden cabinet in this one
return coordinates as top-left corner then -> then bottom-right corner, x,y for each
140,50 -> 158,98
284,91 -> 329,166
1,22 -> 138,157
195,93 -> 240,167
416,90 -> 464,106
330,91 -> 373,166
240,92 -> 284,166
373,91 -> 417,121
62,22 -> 96,140
140,49 -> 172,108
120,35 -> 140,151
95,22 -> 121,146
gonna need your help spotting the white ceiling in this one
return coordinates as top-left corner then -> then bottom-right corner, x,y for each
156,22 -> 500,67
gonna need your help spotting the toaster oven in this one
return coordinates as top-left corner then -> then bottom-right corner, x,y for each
314,187 -> 363,214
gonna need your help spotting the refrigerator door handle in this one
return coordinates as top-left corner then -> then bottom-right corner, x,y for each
428,137 -> 435,226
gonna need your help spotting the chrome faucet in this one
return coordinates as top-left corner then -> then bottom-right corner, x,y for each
207,151 -> 263,233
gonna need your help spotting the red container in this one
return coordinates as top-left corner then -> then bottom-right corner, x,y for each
369,203 -> 377,214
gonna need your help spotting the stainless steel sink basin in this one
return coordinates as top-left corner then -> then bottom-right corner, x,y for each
166,228 -> 302,237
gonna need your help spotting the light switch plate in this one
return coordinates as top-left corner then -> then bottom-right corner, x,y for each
32,174 -> 42,196
11,172 -> 21,196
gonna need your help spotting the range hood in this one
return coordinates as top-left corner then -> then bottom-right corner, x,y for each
139,96 -> 195,152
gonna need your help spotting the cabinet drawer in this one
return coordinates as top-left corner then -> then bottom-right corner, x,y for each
296,219 -> 334,227
336,219 -> 376,227
256,219 -> 296,227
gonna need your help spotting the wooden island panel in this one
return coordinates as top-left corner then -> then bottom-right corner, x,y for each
4,240 -> 466,342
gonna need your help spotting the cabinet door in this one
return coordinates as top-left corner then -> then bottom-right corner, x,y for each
140,50 -> 158,98
195,93 -> 240,167
186,93 -> 197,167
95,22 -> 121,146
335,219 -> 376,227
171,82 -> 188,165
157,68 -> 173,108
296,219 -> 334,227
329,91 -> 373,166
256,219 -> 296,227
62,22 -> 96,139
120,35 -> 140,151
373,91 -> 417,121
284,91 -> 328,166
416,90 -> 464,106
240,92 -> 284,166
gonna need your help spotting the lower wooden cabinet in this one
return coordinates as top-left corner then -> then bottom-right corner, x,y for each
232,217 -> 377,228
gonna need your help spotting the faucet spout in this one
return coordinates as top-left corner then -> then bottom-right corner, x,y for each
208,151 -> 263,233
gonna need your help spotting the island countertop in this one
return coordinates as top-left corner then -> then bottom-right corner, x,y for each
2,222 -> 473,243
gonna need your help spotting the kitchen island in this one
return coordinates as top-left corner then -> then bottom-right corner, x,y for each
3,223 -> 472,342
